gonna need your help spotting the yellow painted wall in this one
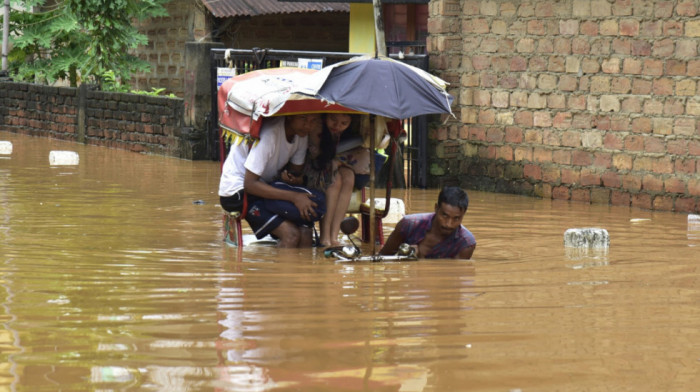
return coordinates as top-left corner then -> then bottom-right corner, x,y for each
348,3 -> 375,54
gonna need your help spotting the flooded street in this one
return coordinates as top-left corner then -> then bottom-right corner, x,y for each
2,130 -> 700,391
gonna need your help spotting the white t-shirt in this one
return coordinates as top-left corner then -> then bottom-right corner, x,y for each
218,117 -> 308,197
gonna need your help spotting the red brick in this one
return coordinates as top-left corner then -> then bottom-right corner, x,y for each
652,156 -> 674,174
653,195 -> 674,211
675,197 -> 698,213
533,147 -> 553,162
498,145 -> 514,160
640,20 -> 662,36
602,171 -> 622,188
624,134 -> 644,150
468,126 -> 487,141
652,78 -> 674,95
633,156 -> 653,171
611,77 -> 632,93
611,190 -> 631,206
642,174 -> 663,192
623,58 -> 642,74
612,38 -> 632,54
611,116 -> 631,131
664,99 -> 685,116
690,141 -> 700,155
559,75 -> 578,91
642,59 -> 663,76
581,21 -> 599,36
542,165 -> 561,182
552,186 -> 571,200
675,158 -> 696,174
632,193 -> 653,209
552,149 -> 572,164
622,174 -> 642,191
689,179 -> 700,196
552,112 -> 573,129
593,152 -> 613,168
514,111 -> 533,126
572,113 -> 593,129
677,1 -> 698,16
620,19 -> 640,36
514,146 -> 533,161
561,168 -> 581,184
571,188 -> 591,203
604,133 -> 625,150
667,139 -> 688,155
632,78 -> 652,94
655,2 -> 674,18
486,127 -> 505,142
631,40 -> 652,55
543,130 -> 559,147
667,60 -> 687,76
524,164 -> 542,180
664,177 -> 687,194
505,126 -> 523,143
591,188 -> 612,204
580,169 -> 601,186
688,60 -> 700,76
572,150 -> 593,166
644,135 -> 665,153
572,37 -> 591,54
561,131 -> 581,147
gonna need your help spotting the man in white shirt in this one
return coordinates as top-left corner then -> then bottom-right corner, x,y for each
219,114 -> 322,247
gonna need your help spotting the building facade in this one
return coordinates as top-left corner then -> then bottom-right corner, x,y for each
428,0 -> 699,213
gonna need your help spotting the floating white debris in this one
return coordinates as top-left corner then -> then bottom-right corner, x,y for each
564,228 -> 610,248
630,218 -> 651,223
49,150 -> 80,165
0,141 -> 12,155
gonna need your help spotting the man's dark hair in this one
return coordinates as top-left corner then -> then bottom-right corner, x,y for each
437,186 -> 469,211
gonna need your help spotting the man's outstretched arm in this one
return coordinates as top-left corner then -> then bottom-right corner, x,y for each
379,219 -> 407,255
457,245 -> 475,260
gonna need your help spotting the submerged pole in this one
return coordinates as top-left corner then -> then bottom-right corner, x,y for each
369,0 -> 386,253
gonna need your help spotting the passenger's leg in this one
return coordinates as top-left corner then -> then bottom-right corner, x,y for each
271,221 -> 301,248
298,226 -> 314,248
319,170 -> 342,247
329,166 -> 355,246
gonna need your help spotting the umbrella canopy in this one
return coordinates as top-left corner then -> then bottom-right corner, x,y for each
310,55 -> 454,120
218,67 -> 358,139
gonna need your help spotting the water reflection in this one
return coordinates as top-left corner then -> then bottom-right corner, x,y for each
2,131 -> 700,391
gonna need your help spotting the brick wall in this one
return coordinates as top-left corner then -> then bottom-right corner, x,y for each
132,0 -> 207,98
0,81 -> 204,159
428,0 -> 700,213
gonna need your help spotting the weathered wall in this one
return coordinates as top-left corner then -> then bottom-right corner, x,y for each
428,0 -> 699,213
132,0 -> 209,98
0,81 -> 206,159
220,13 -> 350,53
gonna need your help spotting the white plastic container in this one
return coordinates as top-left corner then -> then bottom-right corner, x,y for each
0,141 -> 12,155
564,228 -> 610,248
49,150 -> 80,166
368,197 -> 406,224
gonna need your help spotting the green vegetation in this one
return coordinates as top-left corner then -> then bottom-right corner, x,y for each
6,0 -> 169,91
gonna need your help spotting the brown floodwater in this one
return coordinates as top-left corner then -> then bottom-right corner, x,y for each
1,130 -> 700,391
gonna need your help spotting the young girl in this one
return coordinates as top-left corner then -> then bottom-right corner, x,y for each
305,113 -> 356,246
